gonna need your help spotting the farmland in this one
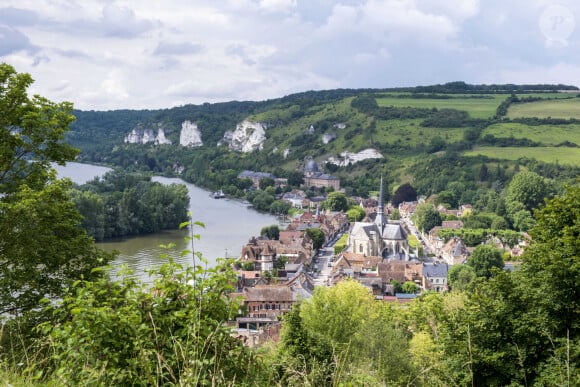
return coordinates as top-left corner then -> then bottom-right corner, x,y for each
483,122 -> 580,146
507,97 -> 580,119
464,146 -> 580,166
375,94 -> 505,119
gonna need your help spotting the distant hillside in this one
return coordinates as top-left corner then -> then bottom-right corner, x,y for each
68,82 -> 580,199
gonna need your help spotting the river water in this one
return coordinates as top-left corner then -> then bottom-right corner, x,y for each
54,162 -> 280,281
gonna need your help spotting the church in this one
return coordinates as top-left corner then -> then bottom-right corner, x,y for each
347,178 -> 410,260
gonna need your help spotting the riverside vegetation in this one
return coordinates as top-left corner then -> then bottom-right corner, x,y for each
1,63 -> 579,385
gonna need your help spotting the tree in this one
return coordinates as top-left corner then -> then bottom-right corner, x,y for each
391,183 -> 417,207
269,199 -> 291,215
40,254 -> 258,385
466,244 -> 504,278
322,191 -> 348,212
259,177 -> 275,190
0,63 -> 78,194
447,264 -> 476,291
300,279 -> 375,347
305,228 -> 325,250
506,171 -> 549,212
412,203 -> 442,233
402,281 -> 419,294
0,64 -> 111,315
346,206 -> 366,222
287,171 -> 304,186
260,224 -> 280,240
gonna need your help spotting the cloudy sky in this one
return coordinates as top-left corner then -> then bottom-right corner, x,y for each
2,0 -> 580,110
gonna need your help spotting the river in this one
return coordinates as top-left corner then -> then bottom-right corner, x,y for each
54,162 -> 280,281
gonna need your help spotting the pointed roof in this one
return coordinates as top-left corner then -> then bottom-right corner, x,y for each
374,176 -> 386,229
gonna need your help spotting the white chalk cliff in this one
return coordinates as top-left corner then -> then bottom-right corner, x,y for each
327,148 -> 384,166
179,121 -> 203,147
222,120 -> 266,153
124,126 -> 172,145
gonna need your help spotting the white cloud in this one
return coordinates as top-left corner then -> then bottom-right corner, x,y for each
1,0 -> 579,110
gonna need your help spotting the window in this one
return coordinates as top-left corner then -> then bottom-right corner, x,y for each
359,244 -> 363,253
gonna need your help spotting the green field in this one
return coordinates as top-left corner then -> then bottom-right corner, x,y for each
507,97 -> 580,119
375,94 -> 507,119
374,119 -> 465,147
483,122 -> 580,145
464,146 -> 580,166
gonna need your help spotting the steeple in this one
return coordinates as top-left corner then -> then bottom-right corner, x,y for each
374,176 -> 386,229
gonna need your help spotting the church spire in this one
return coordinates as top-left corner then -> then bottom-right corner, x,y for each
375,176 -> 386,228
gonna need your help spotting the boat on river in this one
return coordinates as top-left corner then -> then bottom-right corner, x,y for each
211,189 -> 225,199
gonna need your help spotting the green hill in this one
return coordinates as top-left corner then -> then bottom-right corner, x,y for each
68,83 -> 580,199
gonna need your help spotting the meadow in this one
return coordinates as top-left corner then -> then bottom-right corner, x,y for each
483,122 -> 580,145
375,94 -> 505,119
464,146 -> 580,166
507,97 -> 580,119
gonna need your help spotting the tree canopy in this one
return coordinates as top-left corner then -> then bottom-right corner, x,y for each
0,63 -> 111,315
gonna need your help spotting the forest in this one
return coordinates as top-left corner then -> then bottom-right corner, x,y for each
1,63 -> 579,385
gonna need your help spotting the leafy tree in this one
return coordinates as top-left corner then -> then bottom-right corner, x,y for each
391,183 -> 417,207
286,171 -> 304,186
269,199 -> 291,215
39,252 -> 259,385
389,208 -> 401,220
322,191 -> 348,212
412,203 -> 442,233
300,279 -> 375,347
466,244 -> 504,278
402,281 -> 419,294
260,224 -> 280,240
506,171 -> 550,212
251,191 -> 275,211
306,228 -> 325,250
346,206 -> 366,222
259,177 -> 275,190
447,264 -> 476,291
0,64 -> 111,315
519,183 -> 580,353
0,63 -> 78,194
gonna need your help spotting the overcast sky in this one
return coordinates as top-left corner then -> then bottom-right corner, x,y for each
2,0 -> 580,110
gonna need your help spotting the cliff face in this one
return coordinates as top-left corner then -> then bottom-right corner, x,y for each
222,120 -> 266,153
327,148 -> 384,166
179,121 -> 203,147
124,126 -> 172,145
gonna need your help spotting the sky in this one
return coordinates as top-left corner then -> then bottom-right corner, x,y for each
2,0 -> 580,111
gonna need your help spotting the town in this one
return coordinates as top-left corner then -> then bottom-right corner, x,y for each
230,161 -> 529,347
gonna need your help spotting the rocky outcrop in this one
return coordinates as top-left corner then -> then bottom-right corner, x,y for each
124,125 -> 172,145
155,128 -> 171,145
223,120 -> 266,153
179,121 -> 203,147
322,132 -> 337,144
327,148 -> 384,166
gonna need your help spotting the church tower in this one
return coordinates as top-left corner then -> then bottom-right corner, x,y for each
374,176 -> 387,230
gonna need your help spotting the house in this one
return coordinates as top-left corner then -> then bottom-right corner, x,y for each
422,262 -> 448,292
242,287 -> 294,318
398,201 -> 418,218
347,178 -> 409,260
440,237 -> 470,265
303,159 -> 340,190
281,190 -> 307,208
429,220 -> 464,248
237,170 -> 276,188
239,271 -> 315,319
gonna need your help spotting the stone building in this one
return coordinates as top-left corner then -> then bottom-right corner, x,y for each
347,178 -> 409,260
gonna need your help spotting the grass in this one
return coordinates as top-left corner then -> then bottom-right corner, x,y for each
373,119 -> 465,147
464,146 -> 580,166
374,94 -> 507,119
483,122 -> 580,146
507,98 -> 580,119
